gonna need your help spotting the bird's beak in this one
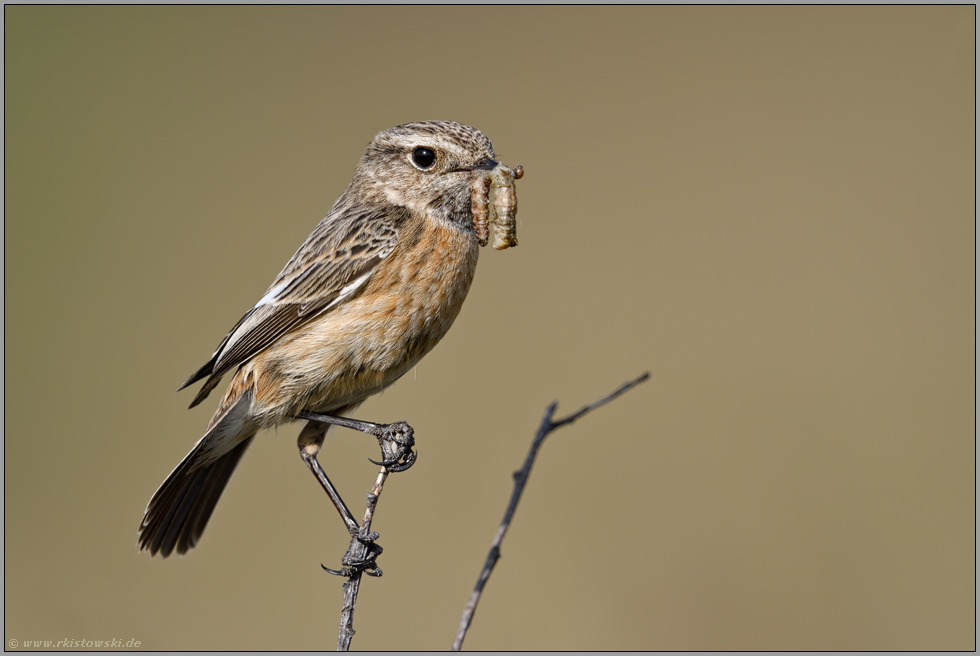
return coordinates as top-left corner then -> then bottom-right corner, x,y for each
451,158 -> 499,173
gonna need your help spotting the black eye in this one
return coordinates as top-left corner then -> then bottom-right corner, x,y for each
412,147 -> 437,169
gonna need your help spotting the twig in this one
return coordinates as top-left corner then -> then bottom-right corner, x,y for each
336,465 -> 389,651
450,372 -> 650,651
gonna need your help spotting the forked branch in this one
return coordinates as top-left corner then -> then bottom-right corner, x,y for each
451,372 -> 650,651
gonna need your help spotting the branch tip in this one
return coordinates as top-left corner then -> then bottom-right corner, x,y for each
451,372 -> 648,650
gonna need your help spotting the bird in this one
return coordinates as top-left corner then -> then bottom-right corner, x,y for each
138,120 -> 516,558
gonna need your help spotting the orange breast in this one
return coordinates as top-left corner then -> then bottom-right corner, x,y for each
250,214 -> 479,422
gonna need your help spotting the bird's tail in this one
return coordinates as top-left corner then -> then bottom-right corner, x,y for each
138,434 -> 255,558
139,392 -> 257,558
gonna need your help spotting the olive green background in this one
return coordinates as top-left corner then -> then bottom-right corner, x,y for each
4,6 -> 974,651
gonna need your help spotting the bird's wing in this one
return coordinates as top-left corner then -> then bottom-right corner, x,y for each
179,203 -> 409,408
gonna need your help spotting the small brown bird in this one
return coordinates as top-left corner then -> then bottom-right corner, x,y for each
139,121 -> 514,558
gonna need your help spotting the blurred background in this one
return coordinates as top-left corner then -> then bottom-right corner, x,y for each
4,6 -> 974,651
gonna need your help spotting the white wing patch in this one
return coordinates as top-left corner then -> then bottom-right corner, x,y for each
324,270 -> 374,311
256,243 -> 389,311
255,281 -> 288,308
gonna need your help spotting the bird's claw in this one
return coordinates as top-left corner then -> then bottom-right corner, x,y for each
322,537 -> 384,577
321,561 -> 383,578
370,421 -> 417,472
368,448 -> 417,473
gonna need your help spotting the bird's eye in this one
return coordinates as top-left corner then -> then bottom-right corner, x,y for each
411,147 -> 437,170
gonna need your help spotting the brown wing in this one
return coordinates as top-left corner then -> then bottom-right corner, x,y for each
179,203 -> 408,408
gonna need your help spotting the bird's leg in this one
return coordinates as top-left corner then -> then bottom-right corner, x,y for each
297,421 -> 361,536
297,411 -> 417,473
296,413 -> 417,577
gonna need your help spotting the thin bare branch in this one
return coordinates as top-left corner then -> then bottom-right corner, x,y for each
451,372 -> 650,651
336,465 -> 390,651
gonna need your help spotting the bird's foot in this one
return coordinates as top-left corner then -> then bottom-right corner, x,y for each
322,527 -> 384,578
367,421 -> 416,473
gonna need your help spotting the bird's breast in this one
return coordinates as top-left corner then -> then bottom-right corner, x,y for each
253,212 -> 480,418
